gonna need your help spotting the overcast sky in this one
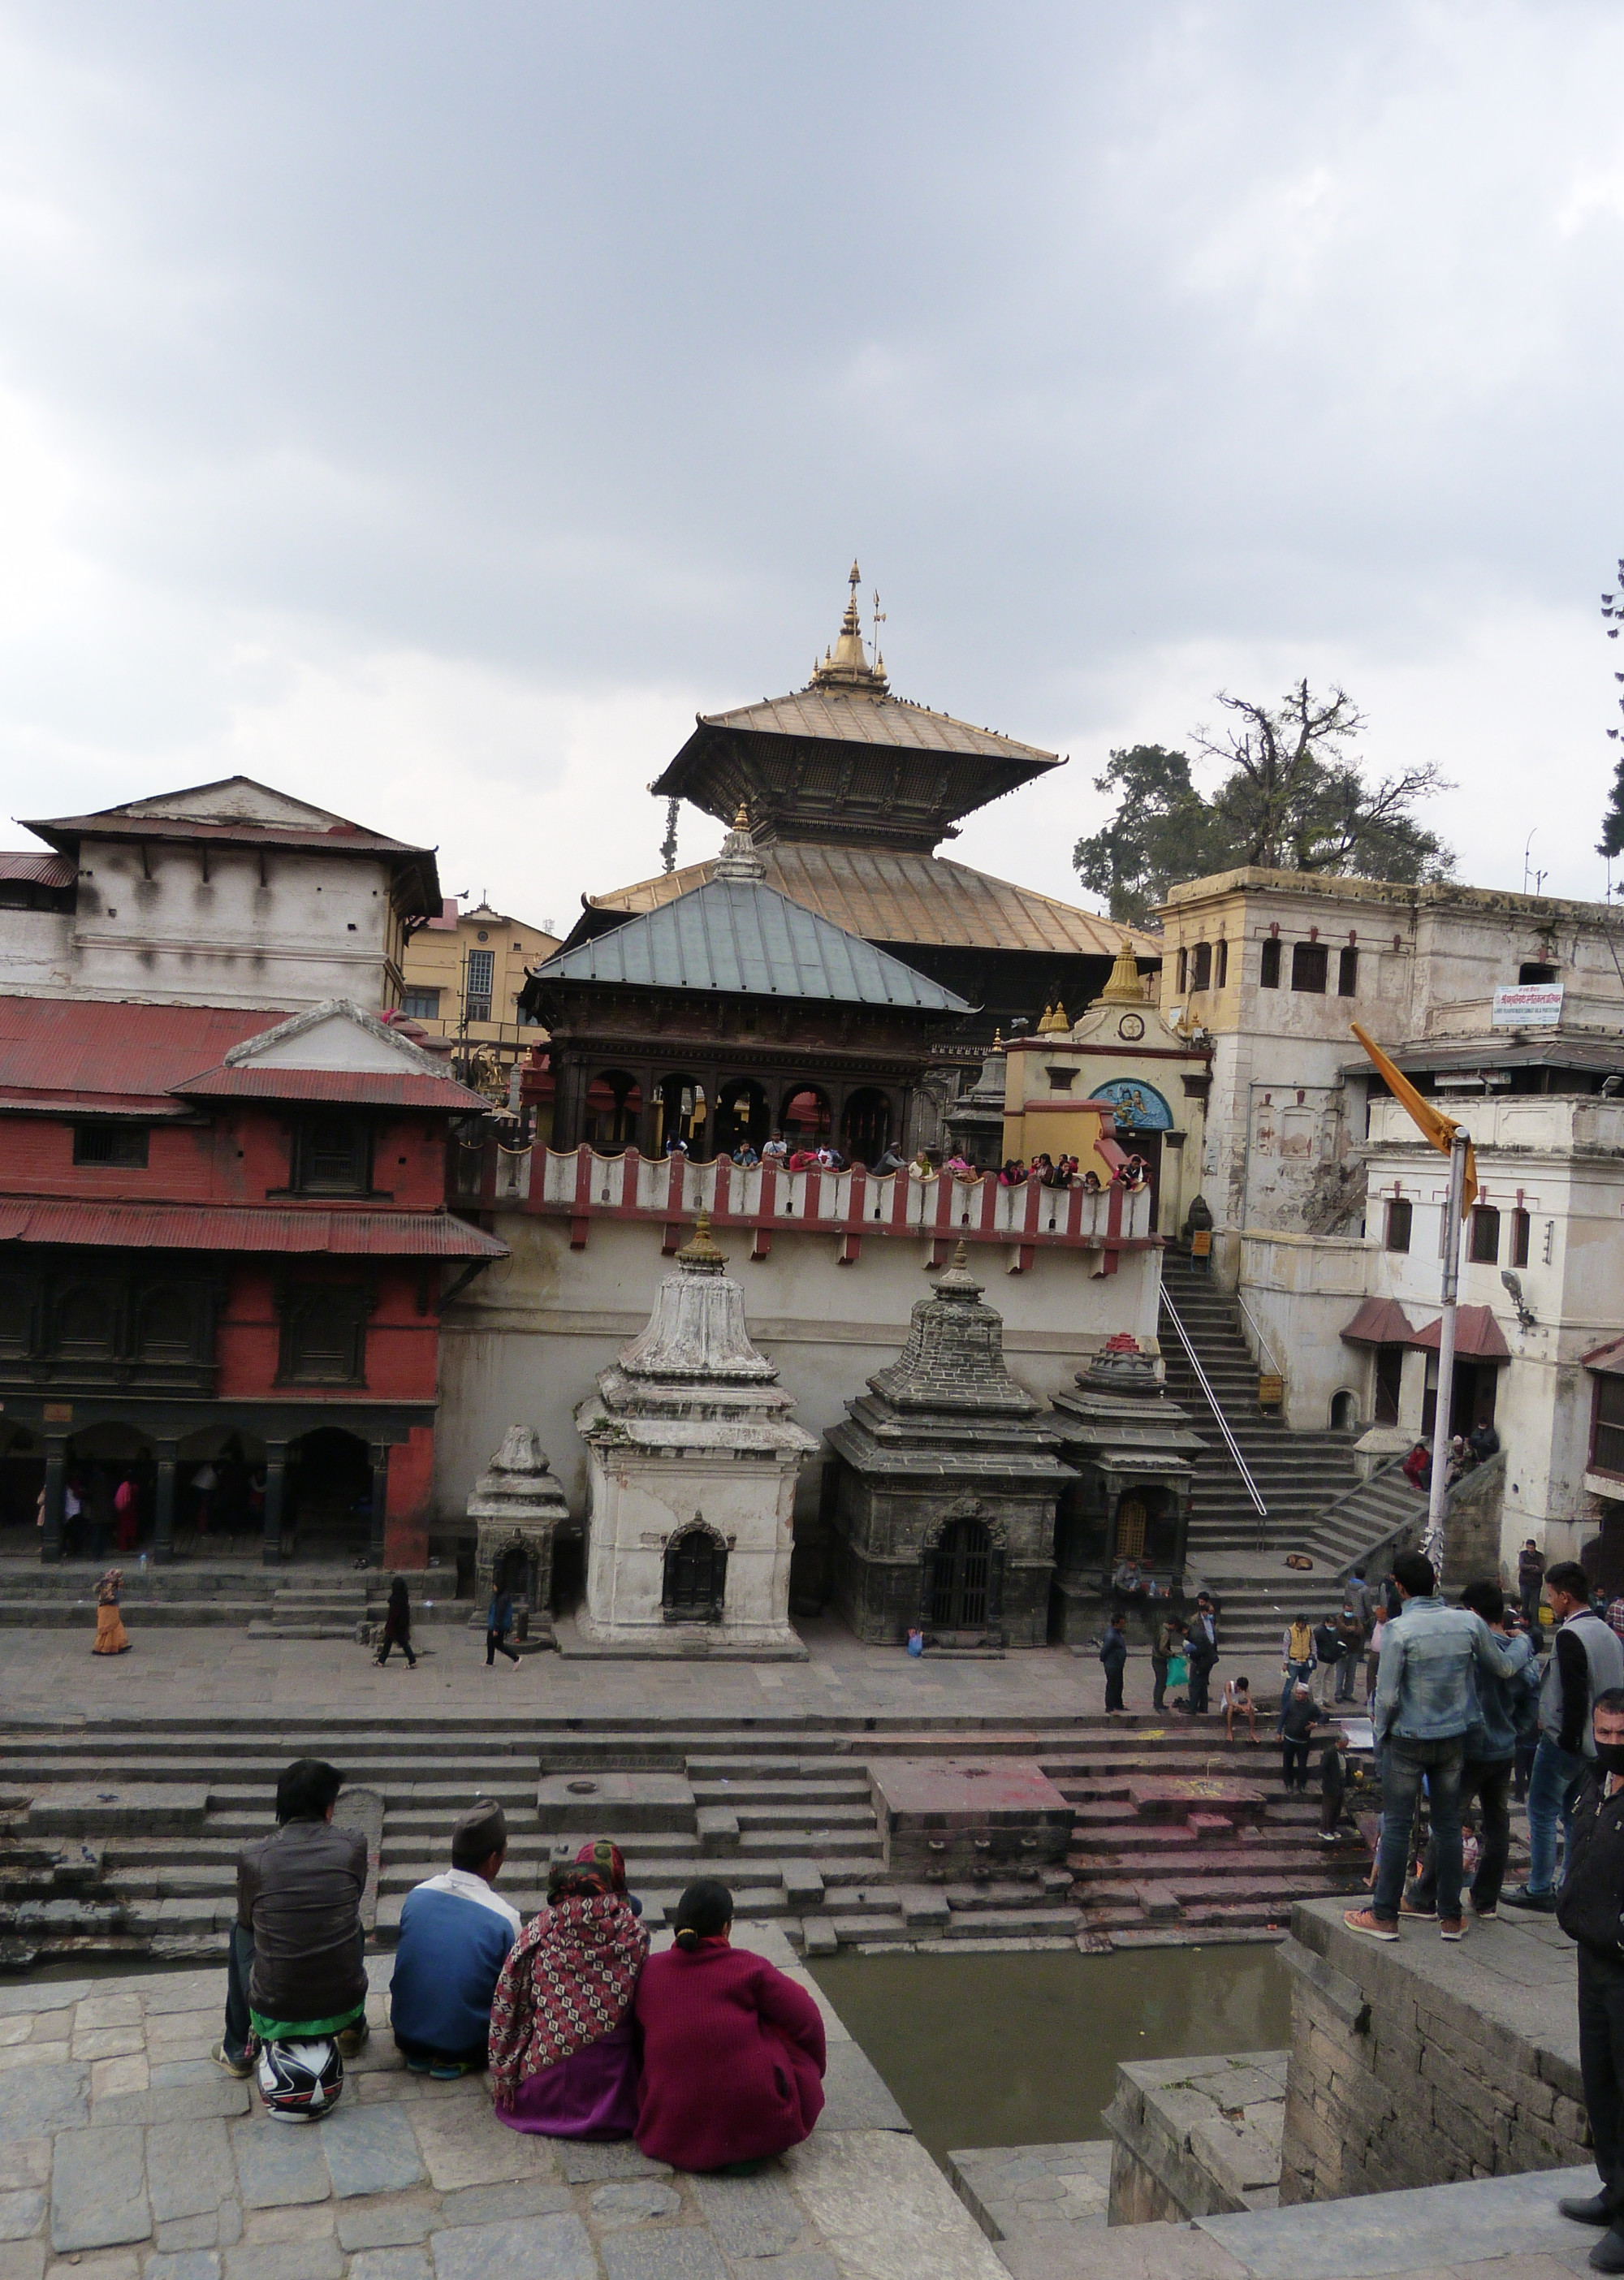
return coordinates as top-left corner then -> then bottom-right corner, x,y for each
2,2 -> 1621,931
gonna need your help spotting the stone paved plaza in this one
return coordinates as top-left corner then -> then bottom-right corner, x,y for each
0,1920 -> 1004,2280
0,1609 -> 1114,1725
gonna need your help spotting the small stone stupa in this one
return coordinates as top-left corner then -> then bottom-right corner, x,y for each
466,1426 -> 572,1650
575,1213 -> 815,1652
823,1245 -> 1076,1647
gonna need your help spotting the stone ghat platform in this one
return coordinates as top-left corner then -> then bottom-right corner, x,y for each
1279,1894 -> 1587,2202
0,1710 -> 1372,1971
0,1561 -> 478,1639
0,1918 -> 1026,2280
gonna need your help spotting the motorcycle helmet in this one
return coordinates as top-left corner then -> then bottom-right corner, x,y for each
256,2036 -> 343,2122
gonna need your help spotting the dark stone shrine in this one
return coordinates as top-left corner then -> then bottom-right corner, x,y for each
1047,1340 -> 1201,1643
823,1244 -> 1076,1647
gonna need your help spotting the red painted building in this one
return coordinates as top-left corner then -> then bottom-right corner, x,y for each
0,996 -> 503,1569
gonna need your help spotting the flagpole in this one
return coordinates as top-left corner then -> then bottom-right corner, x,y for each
1423,1130 -> 1470,1576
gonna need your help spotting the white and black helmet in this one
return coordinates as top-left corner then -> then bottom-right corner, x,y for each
256,2036 -> 343,2122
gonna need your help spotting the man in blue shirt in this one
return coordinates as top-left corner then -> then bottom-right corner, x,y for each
1345,1549 -> 1522,1944
389,1800 -> 520,2077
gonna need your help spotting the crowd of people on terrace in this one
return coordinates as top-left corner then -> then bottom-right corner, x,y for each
682,1129 -> 1152,1190
214,1760 -> 825,2166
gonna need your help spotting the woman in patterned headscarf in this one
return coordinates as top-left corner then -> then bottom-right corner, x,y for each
487,1839 -> 649,2138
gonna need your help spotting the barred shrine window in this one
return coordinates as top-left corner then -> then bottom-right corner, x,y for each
1190,942 -> 1212,991
1338,947 -> 1359,997
663,1527 -> 726,1621
1511,1208 -> 1531,1269
73,1123 -> 148,1168
1384,1198 -> 1412,1253
293,1117 -> 371,1194
1215,939 -> 1229,988
1259,938 -> 1281,988
930,1514 -> 992,1629
279,1285 -> 369,1384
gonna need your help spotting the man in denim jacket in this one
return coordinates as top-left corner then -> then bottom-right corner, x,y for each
1345,1549 -> 1522,1944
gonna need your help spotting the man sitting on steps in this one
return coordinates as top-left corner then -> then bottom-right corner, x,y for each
388,1799 -> 520,2077
214,1756 -> 369,2077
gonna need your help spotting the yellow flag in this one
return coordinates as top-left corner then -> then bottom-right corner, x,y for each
1350,1022 -> 1477,1216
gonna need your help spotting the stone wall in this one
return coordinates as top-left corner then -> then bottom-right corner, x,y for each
1278,1896 -> 1588,2204
1441,1454 -> 1507,1588
1104,2051 -> 1288,2222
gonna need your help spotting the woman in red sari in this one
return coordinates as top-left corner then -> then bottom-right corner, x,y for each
488,1841 -> 648,2139
633,1880 -> 825,2174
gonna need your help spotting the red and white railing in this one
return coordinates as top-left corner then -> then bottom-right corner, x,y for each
480,1144 -> 1154,1272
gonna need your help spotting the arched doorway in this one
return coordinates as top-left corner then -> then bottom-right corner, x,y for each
781,1085 -> 831,1148
64,1422 -> 156,1561
0,1423 -> 41,1541
662,1526 -> 727,1622
1331,1390 -> 1358,1431
927,1513 -> 994,1630
840,1088 -> 893,1166
715,1078 -> 770,1159
285,1427 -> 373,1557
652,1074 -> 708,1158
583,1069 -> 641,1152
176,1427 -> 267,1545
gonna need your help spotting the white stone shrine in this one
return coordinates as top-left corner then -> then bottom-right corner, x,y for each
575,1213 -> 815,1652
466,1424 -> 571,1649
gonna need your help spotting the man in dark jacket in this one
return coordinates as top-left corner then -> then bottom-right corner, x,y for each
1511,1561 -> 1624,1911
1099,1616 -> 1128,1714
1183,1594 -> 1218,1715
214,1758 -> 368,2076
1554,1690 -> 1624,2269
1281,1682 -> 1319,1792
1518,1540 -> 1548,1631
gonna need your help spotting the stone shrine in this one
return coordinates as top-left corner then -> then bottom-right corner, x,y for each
1047,1337 -> 1202,1642
465,1424 -> 571,1649
823,1243 -> 1077,1647
575,1212 -> 816,1652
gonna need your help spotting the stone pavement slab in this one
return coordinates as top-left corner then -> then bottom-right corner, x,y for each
1196,2164 -> 1601,2280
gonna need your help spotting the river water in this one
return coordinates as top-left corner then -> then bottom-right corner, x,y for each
810,1943 -> 1291,2163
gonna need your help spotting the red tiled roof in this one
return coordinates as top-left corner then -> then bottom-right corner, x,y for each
1408,1306 -> 1513,1362
0,1200 -> 505,1257
0,1000 -> 288,1108
1583,1334 -> 1624,1375
1341,1298 -> 1415,1346
174,1067 -> 489,1111
22,812 -> 429,859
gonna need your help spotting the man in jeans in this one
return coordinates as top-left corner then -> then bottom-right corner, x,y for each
1510,1561 -> 1624,1911
213,1758 -> 368,2076
1345,1548 -> 1522,1944
1402,1577 -> 1535,1923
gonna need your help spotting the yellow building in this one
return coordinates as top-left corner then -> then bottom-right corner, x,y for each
400,897 -> 561,1095
1001,939 -> 1212,1238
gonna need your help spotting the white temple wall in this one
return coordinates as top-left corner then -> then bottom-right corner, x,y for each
581,1451 -> 799,1644
434,1210 -> 1163,1527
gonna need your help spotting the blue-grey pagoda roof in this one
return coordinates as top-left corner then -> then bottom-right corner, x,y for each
528,830 -> 973,1013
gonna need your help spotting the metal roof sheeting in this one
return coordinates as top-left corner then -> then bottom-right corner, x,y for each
0,1000 -> 289,1105
536,875 -> 972,1009
697,689 -> 1058,764
590,844 -> 1153,960
0,1200 -> 506,1257
0,853 -> 76,887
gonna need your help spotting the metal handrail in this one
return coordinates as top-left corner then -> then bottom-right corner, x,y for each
1233,1286 -> 1284,1382
1160,1287 -> 1270,1548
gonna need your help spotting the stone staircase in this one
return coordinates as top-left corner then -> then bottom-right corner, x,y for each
0,1709 -> 1393,1970
1159,1253 -> 1424,1652
0,1557 -> 477,1634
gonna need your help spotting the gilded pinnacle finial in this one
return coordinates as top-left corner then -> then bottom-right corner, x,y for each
676,1208 -> 728,1271
1099,935 -> 1145,1006
733,802 -> 749,829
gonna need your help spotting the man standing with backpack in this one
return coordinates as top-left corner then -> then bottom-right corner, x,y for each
1402,1578 -> 1535,1923
1511,1561 -> 1624,1911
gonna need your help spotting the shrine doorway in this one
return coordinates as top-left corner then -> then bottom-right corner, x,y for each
662,1525 -> 727,1622
928,1514 -> 994,1630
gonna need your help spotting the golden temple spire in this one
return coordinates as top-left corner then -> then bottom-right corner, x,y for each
809,559 -> 888,695
1098,935 -> 1145,1006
